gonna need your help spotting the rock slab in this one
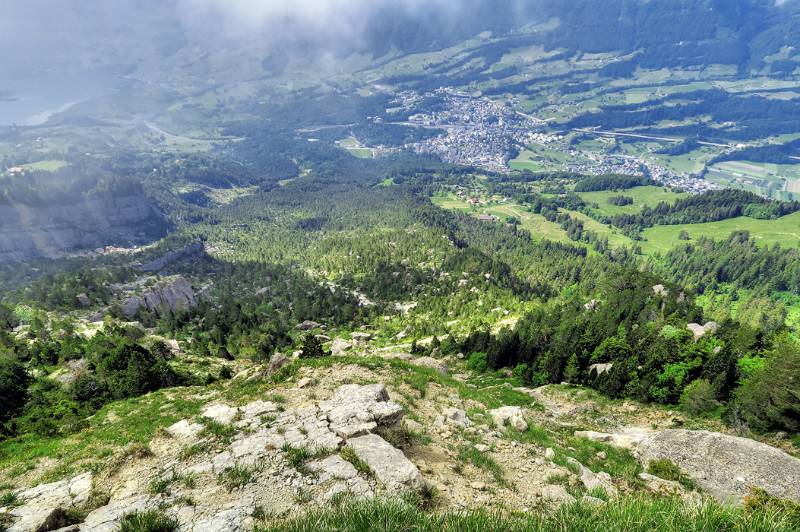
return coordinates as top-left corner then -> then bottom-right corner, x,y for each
347,434 -> 425,492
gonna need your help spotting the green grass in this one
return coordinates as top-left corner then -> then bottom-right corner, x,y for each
640,211 -> 800,255
20,159 -> 68,172
118,509 -> 179,532
217,463 -> 261,492
431,194 -> 572,244
509,144 -> 576,172
564,210 -> 635,249
198,417 -> 236,443
706,161 -> 800,201
256,496 -> 800,531
341,446 -> 371,476
577,186 -> 687,217
456,445 -> 507,486
0,390 -> 202,484
647,459 -> 697,491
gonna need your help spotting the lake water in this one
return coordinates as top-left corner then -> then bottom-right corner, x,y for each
0,70 -> 119,126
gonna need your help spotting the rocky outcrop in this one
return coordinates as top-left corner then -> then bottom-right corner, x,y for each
686,322 -> 718,341
319,384 -> 404,438
297,320 -> 323,331
122,276 -> 196,318
490,406 -> 528,432
637,429 -> 800,504
0,194 -> 167,262
140,241 -> 205,273
266,353 -> 290,375
565,457 -> 617,498
5,472 -> 92,532
588,363 -> 613,376
575,428 -> 800,503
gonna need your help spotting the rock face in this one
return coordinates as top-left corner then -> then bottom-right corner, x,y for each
347,434 -> 426,492
442,407 -> 471,428
0,194 -> 167,262
588,363 -> 613,376
140,241 -> 205,273
637,429 -> 800,504
541,484 -> 576,505
575,428 -> 800,503
7,472 -> 92,532
122,276 -> 197,318
330,338 -> 351,356
686,322 -> 718,341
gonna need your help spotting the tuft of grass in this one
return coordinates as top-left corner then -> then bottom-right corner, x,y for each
217,463 -> 261,492
123,443 -> 154,460
375,426 -> 432,450
456,445 -> 507,486
179,442 -> 209,460
199,418 -> 235,443
118,509 -> 179,532
401,484 -> 439,511
1,491 -> 17,507
281,444 -> 330,475
148,478 -> 171,495
294,487 -> 313,504
175,495 -> 196,507
555,433 -> 641,481
744,488 -> 800,523
340,447 -> 372,477
647,459 -> 697,491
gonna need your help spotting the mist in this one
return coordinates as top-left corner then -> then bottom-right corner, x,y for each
0,0 -> 540,78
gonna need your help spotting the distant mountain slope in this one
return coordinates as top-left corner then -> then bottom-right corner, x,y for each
5,0 -> 800,87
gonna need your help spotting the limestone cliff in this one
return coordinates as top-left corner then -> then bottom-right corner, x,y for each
0,194 -> 168,262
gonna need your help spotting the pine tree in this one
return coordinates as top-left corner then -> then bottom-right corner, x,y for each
563,353 -> 580,384
300,334 -> 327,358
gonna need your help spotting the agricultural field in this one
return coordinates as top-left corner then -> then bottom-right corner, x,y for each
20,159 -> 68,172
509,143 -> 579,172
337,137 -> 373,158
577,185 -> 687,216
431,193 -> 571,243
707,160 -> 800,200
640,211 -> 800,255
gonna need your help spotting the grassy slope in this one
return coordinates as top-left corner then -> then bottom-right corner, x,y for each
577,186 -> 687,217
20,160 -> 69,172
431,194 -> 571,243
640,211 -> 800,255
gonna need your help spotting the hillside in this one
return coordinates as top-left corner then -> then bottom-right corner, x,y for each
3,345 -> 800,531
3,2 -> 800,531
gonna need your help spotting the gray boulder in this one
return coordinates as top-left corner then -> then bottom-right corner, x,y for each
566,457 -> 617,497
489,406 -> 528,432
347,434 -> 425,492
637,429 -> 800,503
267,352 -> 290,375
320,384 -> 404,438
7,472 -> 92,532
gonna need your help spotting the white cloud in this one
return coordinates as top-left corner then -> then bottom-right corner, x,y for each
174,0 -> 445,47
